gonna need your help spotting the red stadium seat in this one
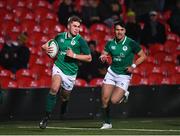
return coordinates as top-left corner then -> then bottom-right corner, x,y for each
21,19 -> 36,34
160,77 -> 174,85
14,0 -> 26,8
149,44 -> 164,55
146,56 -> 156,64
34,7 -> 50,23
90,23 -> 110,34
28,80 -> 41,88
13,7 -> 30,19
138,62 -> 154,77
39,68 -> 52,80
75,78 -> 88,87
140,45 -> 149,55
83,34 -> 91,42
36,0 -> 52,9
54,24 -> 66,33
0,34 -> 5,44
173,73 -> 180,84
0,1 -> 7,8
15,69 -> 35,81
167,33 -> 179,42
154,52 -> 168,65
26,0 -> 37,9
52,0 -> 62,12
160,63 -> 176,77
0,21 -> 17,36
163,10 -> 171,21
163,55 -> 176,64
139,77 -> 149,85
16,78 -> 33,88
164,40 -> 178,54
131,74 -> 141,85
89,78 -> 103,87
132,66 -> 146,77
45,12 -> 58,21
29,58 -> 46,76
1,80 -> 18,89
103,34 -> 113,42
7,24 -> 22,40
40,20 -> 58,34
175,66 -> 180,74
3,12 -> 15,22
79,24 -> 89,36
0,69 -> 15,84
22,11 -> 35,21
151,66 -> 163,75
0,8 -> 9,23
38,76 -> 51,88
27,32 -> 44,46
148,73 -> 164,85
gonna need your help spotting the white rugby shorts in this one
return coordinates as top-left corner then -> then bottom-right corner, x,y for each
52,64 -> 76,91
103,67 -> 131,92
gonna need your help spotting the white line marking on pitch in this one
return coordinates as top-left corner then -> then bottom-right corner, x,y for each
18,126 -> 180,132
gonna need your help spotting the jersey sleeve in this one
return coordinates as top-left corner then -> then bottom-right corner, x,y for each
54,33 -> 63,48
79,37 -> 91,55
131,40 -> 141,54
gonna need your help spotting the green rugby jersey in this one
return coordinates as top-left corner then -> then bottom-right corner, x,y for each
53,32 -> 90,76
104,36 -> 141,75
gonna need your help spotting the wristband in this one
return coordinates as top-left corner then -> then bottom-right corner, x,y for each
73,53 -> 77,58
131,63 -> 136,68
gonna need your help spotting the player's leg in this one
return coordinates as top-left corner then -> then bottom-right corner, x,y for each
111,87 -> 125,104
39,74 -> 62,129
100,83 -> 114,129
60,89 -> 71,118
59,72 -> 76,119
113,75 -> 131,104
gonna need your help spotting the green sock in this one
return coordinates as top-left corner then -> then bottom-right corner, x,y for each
60,100 -> 68,115
45,93 -> 57,113
102,106 -> 111,124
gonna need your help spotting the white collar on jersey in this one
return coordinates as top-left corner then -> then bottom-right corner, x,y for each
65,32 -> 77,40
115,36 -> 127,45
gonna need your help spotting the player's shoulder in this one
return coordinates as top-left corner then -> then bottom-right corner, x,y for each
77,34 -> 86,43
126,36 -> 137,44
106,38 -> 114,46
56,32 -> 66,38
54,32 -> 66,42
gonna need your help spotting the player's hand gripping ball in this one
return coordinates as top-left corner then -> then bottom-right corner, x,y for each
47,39 -> 59,58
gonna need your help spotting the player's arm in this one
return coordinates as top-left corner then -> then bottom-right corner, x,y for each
41,40 -> 53,54
66,37 -> 92,62
99,50 -> 109,63
134,49 -> 147,67
66,48 -> 92,62
127,49 -> 147,73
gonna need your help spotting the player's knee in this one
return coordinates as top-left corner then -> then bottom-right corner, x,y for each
102,96 -> 109,104
61,92 -> 70,101
111,98 -> 119,104
50,87 -> 59,94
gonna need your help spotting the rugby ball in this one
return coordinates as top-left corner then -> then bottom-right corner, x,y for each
47,39 -> 59,58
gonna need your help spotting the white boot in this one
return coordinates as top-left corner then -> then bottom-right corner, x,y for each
100,123 -> 112,129
124,91 -> 129,103
119,91 -> 129,104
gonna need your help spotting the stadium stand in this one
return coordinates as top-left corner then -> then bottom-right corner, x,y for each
0,0 -> 179,88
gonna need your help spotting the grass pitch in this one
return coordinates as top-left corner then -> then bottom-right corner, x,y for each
1,118 -> 180,135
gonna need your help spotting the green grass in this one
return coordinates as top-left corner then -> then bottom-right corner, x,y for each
1,118 -> 180,135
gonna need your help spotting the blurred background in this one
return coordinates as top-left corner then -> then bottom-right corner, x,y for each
0,0 -> 179,120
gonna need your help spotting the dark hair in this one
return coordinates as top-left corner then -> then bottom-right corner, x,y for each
67,15 -> 82,24
113,20 -> 126,29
